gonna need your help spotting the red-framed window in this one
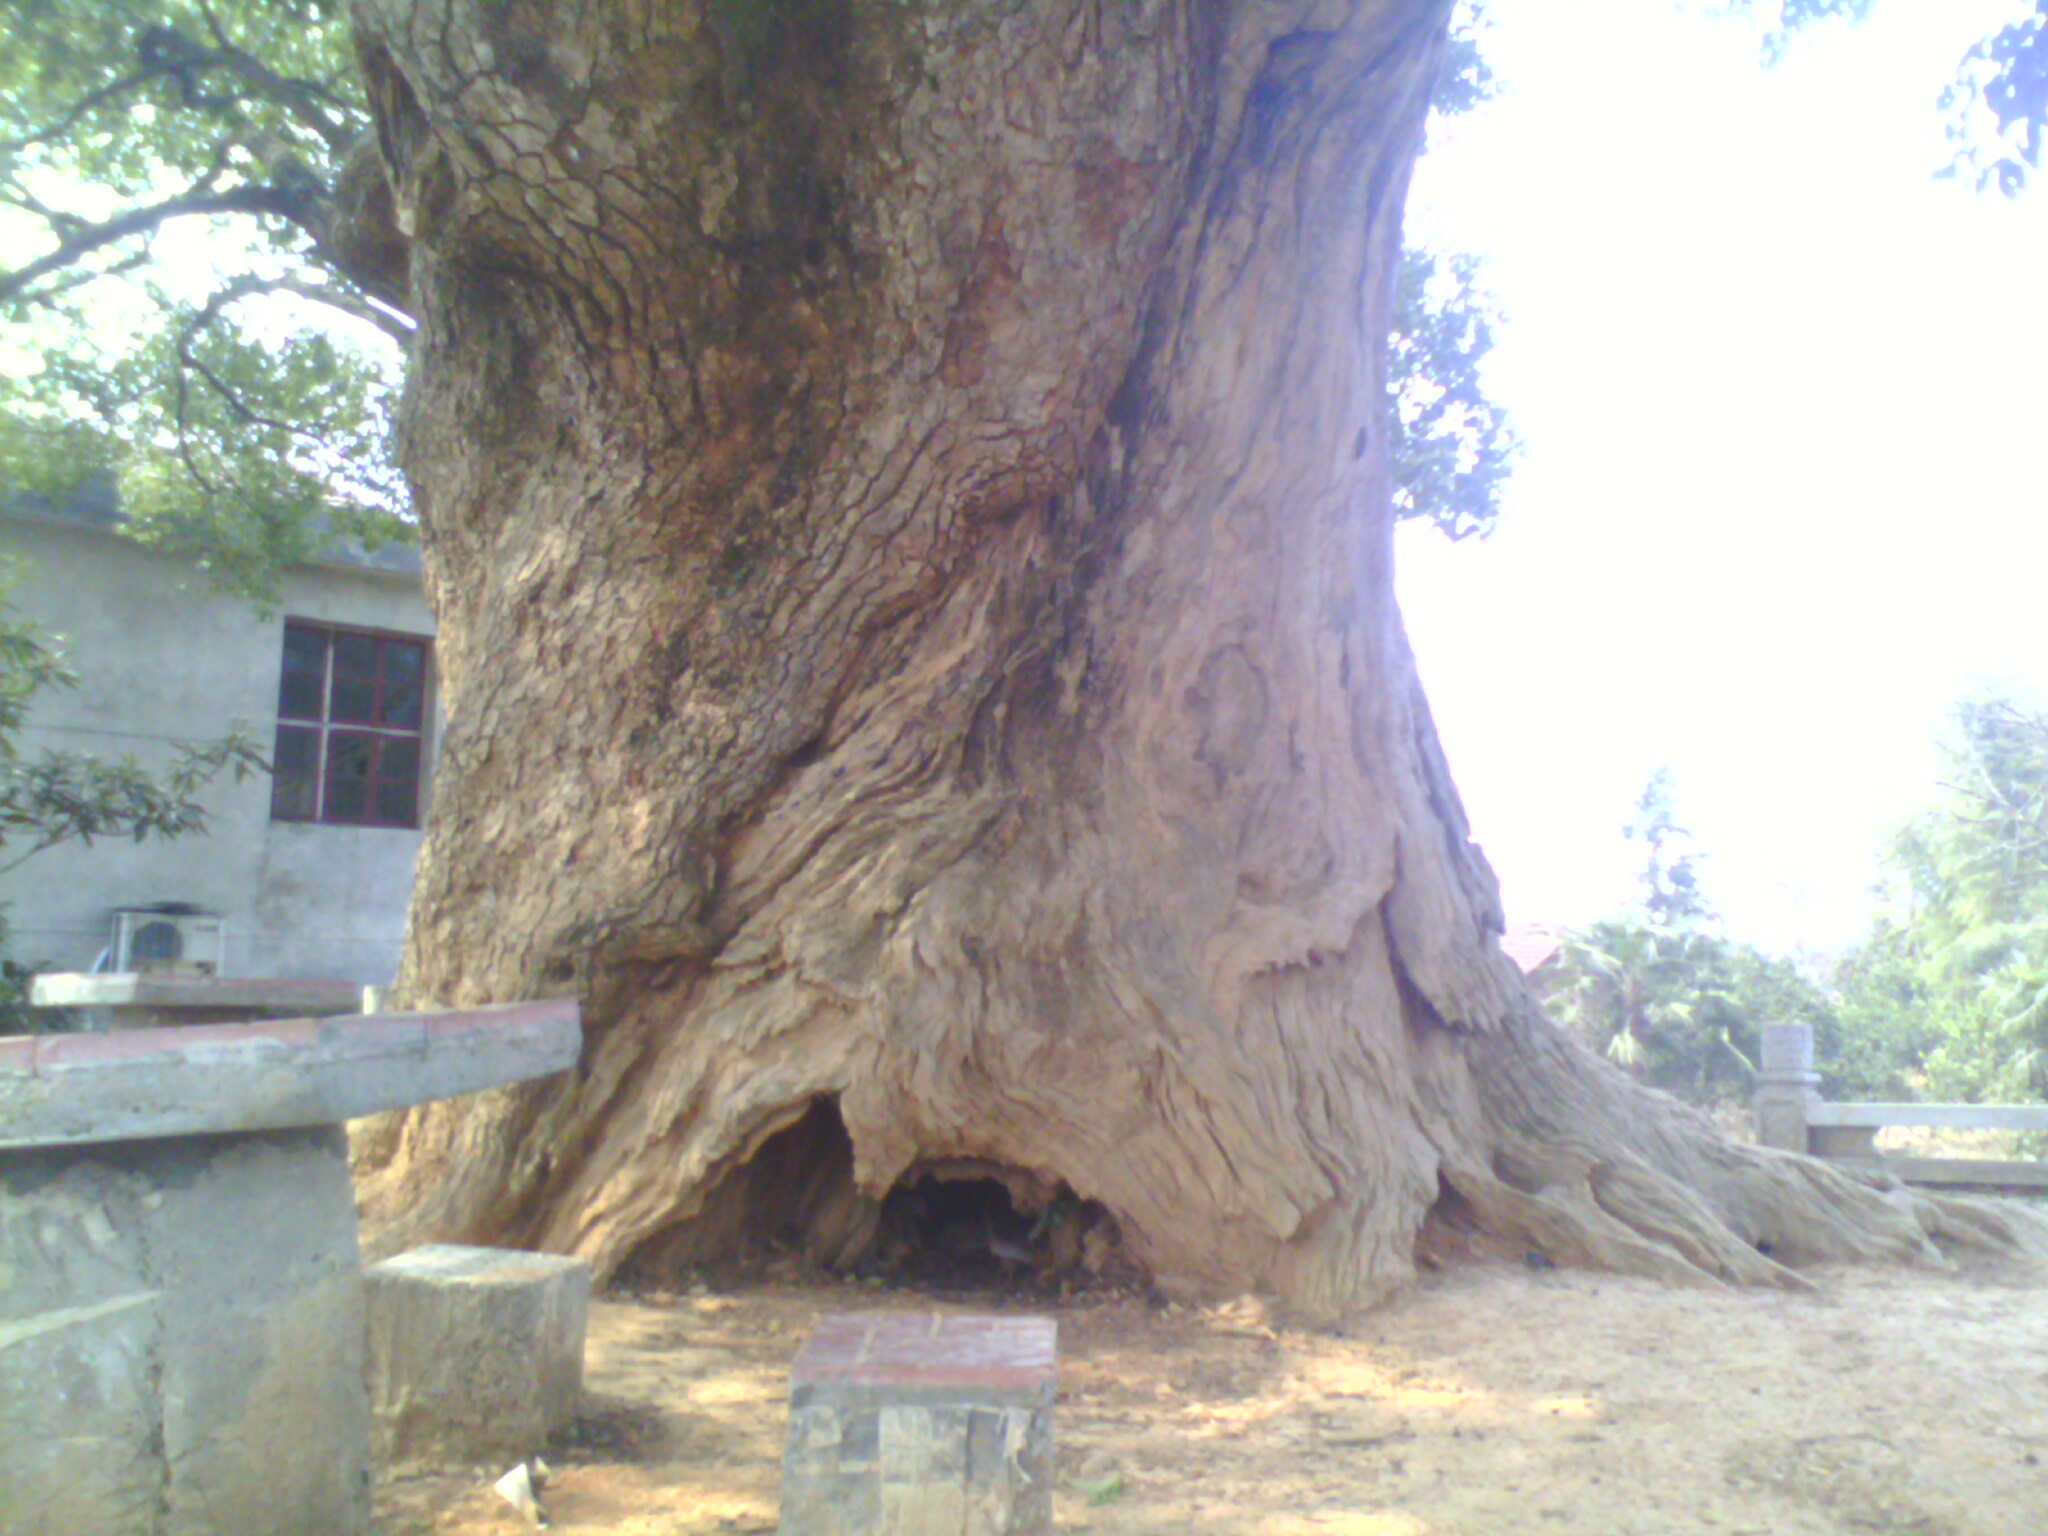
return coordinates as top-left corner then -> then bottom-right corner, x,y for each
271,622 -> 430,828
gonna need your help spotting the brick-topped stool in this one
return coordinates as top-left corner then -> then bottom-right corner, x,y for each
364,1243 -> 591,1466
780,1313 -> 1057,1536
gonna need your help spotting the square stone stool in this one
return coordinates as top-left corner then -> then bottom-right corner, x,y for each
780,1312 -> 1057,1536
364,1243 -> 591,1466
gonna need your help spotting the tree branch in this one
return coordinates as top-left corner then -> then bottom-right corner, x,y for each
0,177 -> 319,307
284,275 -> 414,345
174,277 -> 345,443
0,61 -> 182,154
139,18 -> 359,152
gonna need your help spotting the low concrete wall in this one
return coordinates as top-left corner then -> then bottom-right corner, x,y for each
0,1127 -> 372,1536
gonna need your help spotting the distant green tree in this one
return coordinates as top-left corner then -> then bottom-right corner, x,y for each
1547,919 -> 1889,1107
1546,769 -> 1922,1106
1548,771 -> 1741,1101
1825,915 -> 1944,1102
1863,696 -> 2048,1104
1623,766 -> 1712,930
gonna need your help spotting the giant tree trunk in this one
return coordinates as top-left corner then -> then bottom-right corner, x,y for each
348,0 -> 2013,1317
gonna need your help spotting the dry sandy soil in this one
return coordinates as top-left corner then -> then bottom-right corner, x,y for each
377,1251 -> 2048,1536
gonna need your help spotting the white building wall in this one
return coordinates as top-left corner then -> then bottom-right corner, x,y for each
0,513 -> 436,985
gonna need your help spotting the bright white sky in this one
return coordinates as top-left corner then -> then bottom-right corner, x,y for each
1397,0 -> 2048,956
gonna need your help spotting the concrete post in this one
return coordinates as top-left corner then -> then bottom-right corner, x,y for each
1755,1020 -> 1820,1153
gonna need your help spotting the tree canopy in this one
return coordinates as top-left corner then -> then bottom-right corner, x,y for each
1,0 -> 405,598
9,1 -> 2035,585
1545,768 -> 1933,1107
1771,0 -> 2046,195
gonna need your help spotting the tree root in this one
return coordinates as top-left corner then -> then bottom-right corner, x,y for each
1413,1006 -> 2047,1303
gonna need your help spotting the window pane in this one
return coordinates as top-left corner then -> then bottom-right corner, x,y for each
379,737 -> 419,785
373,738 -> 420,825
270,725 -> 321,821
375,776 -> 419,826
330,633 -> 378,724
381,642 -> 426,729
278,627 -> 328,719
273,724 -> 319,777
324,732 -> 374,822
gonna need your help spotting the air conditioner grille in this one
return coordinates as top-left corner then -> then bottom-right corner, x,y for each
129,920 -> 183,964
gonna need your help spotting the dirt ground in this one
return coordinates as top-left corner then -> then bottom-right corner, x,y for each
377,1250 -> 2048,1536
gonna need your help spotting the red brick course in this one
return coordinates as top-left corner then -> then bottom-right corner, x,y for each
791,1313 -> 1057,1393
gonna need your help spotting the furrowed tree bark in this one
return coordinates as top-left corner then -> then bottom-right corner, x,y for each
348,0 -> 2038,1317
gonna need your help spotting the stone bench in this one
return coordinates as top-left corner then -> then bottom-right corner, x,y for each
0,999 -> 581,1536
781,1312 -> 1057,1536
365,1243 -> 591,1467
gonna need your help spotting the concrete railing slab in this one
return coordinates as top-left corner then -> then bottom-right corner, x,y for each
30,973 -> 368,1014
1884,1155 -> 2048,1188
0,999 -> 580,1149
1807,1102 -> 2048,1131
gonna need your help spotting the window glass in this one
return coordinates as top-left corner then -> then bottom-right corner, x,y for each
376,777 -> 418,826
278,628 -> 328,719
375,739 -> 420,826
382,642 -> 426,729
324,732 -> 375,822
274,725 -> 319,777
378,737 -> 419,786
270,724 -> 321,821
330,632 -> 379,724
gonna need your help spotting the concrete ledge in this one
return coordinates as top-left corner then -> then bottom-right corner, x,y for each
1808,1102 -> 2048,1130
365,1244 -> 590,1467
0,999 -> 580,1149
1810,1124 -> 1882,1160
31,973 -> 367,1014
1886,1156 -> 2048,1189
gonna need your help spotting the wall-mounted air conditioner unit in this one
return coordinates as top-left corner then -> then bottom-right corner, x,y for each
111,907 -> 228,975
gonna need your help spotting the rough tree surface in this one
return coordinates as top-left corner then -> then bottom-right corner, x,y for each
346,0 -> 2037,1318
